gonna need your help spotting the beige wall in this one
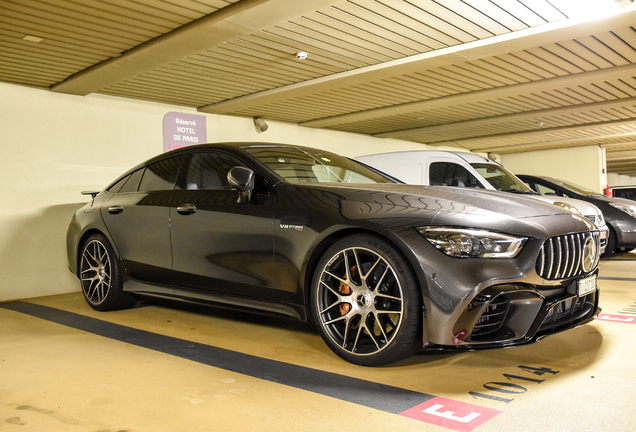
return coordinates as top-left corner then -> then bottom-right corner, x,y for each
3,81 -> 614,303
500,146 -> 605,193
0,82 -> 428,302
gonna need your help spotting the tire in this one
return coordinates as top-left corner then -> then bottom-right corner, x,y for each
310,233 -> 422,366
79,233 -> 137,311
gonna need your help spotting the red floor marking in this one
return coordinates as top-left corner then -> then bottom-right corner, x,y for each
597,314 -> 636,324
400,396 -> 503,431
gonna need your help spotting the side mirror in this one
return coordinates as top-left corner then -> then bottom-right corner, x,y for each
228,166 -> 255,203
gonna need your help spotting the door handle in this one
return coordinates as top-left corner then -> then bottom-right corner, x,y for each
177,204 -> 197,215
108,206 -> 124,214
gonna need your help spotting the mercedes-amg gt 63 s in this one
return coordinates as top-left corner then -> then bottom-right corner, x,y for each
67,143 -> 602,366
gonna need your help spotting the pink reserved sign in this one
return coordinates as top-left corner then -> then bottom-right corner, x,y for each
163,112 -> 207,152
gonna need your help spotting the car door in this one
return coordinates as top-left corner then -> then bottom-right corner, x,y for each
169,150 -> 277,300
101,156 -> 184,283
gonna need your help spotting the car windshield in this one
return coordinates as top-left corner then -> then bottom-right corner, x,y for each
470,163 -> 534,194
544,177 -> 598,196
245,146 -> 395,184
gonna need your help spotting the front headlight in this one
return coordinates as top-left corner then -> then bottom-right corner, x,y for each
597,212 -> 606,227
553,202 -> 582,216
417,227 -> 527,258
609,202 -> 636,218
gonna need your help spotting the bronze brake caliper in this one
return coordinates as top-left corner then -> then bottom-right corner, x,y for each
338,265 -> 356,315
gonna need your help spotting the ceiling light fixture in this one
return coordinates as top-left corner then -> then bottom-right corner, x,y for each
22,35 -> 44,43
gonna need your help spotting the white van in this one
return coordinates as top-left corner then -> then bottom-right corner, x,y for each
356,150 -> 609,252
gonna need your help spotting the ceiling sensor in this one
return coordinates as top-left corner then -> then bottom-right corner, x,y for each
296,51 -> 308,59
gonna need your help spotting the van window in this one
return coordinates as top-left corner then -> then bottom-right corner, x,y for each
429,162 -> 483,188
471,163 -> 532,193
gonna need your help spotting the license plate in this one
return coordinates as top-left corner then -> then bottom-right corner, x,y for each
577,275 -> 597,296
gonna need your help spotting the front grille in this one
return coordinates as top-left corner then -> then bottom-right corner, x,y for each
544,296 -> 587,322
472,295 -> 510,336
536,231 -> 600,280
540,292 -> 597,333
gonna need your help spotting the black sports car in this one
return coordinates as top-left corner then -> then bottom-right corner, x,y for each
518,174 -> 636,255
67,143 -> 601,366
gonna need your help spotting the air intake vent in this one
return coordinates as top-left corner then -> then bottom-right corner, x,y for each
472,295 -> 510,336
536,232 -> 600,280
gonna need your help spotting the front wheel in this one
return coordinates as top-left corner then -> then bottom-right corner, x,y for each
311,234 -> 421,366
79,233 -> 137,311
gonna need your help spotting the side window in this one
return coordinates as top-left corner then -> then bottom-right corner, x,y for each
537,184 -> 561,196
110,169 -> 144,193
138,156 -> 183,192
184,152 -> 244,190
429,162 -> 482,188
523,181 -> 538,193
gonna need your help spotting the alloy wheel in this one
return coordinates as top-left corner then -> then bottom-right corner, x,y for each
80,239 -> 112,306
316,246 -> 404,357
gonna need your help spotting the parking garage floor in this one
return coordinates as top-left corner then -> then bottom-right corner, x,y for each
1,253 -> 635,432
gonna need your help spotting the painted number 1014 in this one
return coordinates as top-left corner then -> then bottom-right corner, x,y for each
470,366 -> 560,404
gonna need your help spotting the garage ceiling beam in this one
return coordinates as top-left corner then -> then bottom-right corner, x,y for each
311,63 -> 636,131
372,96 -> 636,141
608,167 -> 636,174
608,161 -> 636,166
606,152 -> 636,162
602,141 -> 636,148
430,121 -> 636,153
51,0 -> 336,95
200,4 -> 636,116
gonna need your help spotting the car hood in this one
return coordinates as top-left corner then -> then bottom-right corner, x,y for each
297,183 -> 595,237
527,195 -> 602,217
587,195 -> 636,207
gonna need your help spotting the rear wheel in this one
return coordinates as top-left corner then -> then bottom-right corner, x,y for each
79,233 -> 137,311
311,233 -> 421,366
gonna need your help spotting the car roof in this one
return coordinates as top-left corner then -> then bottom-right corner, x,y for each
107,142 -> 304,188
356,150 -> 495,165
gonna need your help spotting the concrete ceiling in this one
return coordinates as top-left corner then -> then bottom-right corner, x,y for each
2,0 -> 636,175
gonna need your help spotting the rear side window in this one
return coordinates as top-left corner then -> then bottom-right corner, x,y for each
109,169 -> 144,193
138,156 -> 184,192
429,162 -> 482,188
183,152 -> 244,190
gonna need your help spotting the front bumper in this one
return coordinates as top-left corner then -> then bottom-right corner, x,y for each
427,278 -> 600,350
599,225 -> 609,254
613,218 -> 636,249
